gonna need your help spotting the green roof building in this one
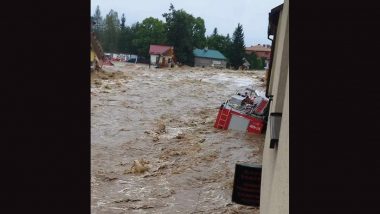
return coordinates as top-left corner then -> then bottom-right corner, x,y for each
193,48 -> 227,68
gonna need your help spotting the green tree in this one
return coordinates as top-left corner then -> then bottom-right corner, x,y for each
118,13 -> 129,53
132,17 -> 167,58
230,23 -> 246,69
207,28 -> 227,52
212,27 -> 218,36
245,53 -> 267,70
121,14 -> 126,28
192,17 -> 207,48
128,22 -> 140,54
245,53 -> 259,69
257,57 -> 265,69
163,4 -> 206,65
223,34 -> 233,67
206,28 -> 221,49
92,6 -> 104,41
103,9 -> 120,52
206,29 -> 232,66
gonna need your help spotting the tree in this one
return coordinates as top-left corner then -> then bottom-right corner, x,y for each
206,28 -> 221,49
212,27 -> 218,36
132,17 -> 167,58
163,4 -> 206,65
92,6 -> 104,41
257,57 -> 265,69
103,9 -> 120,52
223,34 -> 233,66
192,17 -> 207,48
120,13 -> 126,28
118,13 -> 129,53
207,28 -> 227,52
230,23 -> 246,69
205,28 -> 232,66
245,53 -> 259,69
128,22 -> 141,54
245,53 -> 267,70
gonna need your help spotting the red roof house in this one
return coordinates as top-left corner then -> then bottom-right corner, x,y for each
149,44 -> 175,67
149,45 -> 174,55
246,44 -> 271,60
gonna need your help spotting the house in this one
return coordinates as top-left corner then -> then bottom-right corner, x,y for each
246,44 -> 272,69
259,2 -> 288,214
246,44 -> 271,59
193,48 -> 227,68
149,44 -> 174,67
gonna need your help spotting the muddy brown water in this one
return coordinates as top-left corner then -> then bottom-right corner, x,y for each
91,63 -> 266,213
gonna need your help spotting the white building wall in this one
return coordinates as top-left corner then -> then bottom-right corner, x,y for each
266,71 -> 289,214
260,0 -> 289,213
150,55 -> 159,65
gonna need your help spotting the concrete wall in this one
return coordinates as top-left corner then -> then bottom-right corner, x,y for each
194,57 -> 226,68
260,0 -> 289,213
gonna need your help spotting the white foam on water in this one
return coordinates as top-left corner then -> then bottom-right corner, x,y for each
202,73 -> 254,88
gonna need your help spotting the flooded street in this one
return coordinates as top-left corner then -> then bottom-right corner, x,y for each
91,63 -> 266,213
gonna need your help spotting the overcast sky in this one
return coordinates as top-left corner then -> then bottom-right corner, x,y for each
91,0 -> 283,46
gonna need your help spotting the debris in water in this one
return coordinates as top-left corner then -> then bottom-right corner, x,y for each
175,133 -> 185,139
130,159 -> 149,174
156,123 -> 166,134
94,80 -> 102,86
130,204 -> 154,210
114,198 -> 141,203
158,164 -> 168,170
103,175 -> 118,182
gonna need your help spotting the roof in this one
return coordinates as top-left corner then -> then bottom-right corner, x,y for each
193,48 -> 226,60
246,45 -> 271,52
149,45 -> 173,55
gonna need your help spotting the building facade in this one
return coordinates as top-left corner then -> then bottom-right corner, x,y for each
260,0 -> 289,214
246,45 -> 271,69
193,48 -> 227,68
149,44 -> 174,67
246,45 -> 271,59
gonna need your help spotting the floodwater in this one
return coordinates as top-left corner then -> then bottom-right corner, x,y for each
91,63 -> 267,213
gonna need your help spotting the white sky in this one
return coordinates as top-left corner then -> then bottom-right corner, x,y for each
91,0 -> 283,46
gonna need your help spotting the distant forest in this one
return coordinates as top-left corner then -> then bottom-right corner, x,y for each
92,4 -> 265,69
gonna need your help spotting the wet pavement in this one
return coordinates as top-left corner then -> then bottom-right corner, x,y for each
91,63 -> 266,213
